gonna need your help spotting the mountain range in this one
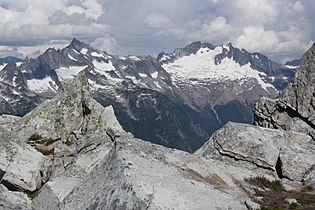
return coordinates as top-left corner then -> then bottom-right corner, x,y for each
0,38 -> 299,151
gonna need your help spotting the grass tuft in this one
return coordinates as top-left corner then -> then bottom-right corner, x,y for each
245,176 -> 315,210
245,176 -> 285,192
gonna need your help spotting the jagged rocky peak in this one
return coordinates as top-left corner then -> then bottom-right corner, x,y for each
254,42 -> 315,138
0,37 -> 300,153
180,41 -> 216,55
13,72 -> 124,143
67,38 -> 97,56
68,38 -> 89,50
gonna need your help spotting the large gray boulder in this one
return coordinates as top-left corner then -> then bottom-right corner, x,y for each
196,122 -> 315,184
0,184 -> 34,210
0,127 -> 50,192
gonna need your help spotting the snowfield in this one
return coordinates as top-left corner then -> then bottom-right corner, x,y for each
162,46 -> 274,92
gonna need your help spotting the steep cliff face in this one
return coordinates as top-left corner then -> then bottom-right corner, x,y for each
254,43 -> 315,139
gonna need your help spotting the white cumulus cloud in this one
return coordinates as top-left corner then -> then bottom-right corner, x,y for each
144,13 -> 173,29
0,0 -> 313,61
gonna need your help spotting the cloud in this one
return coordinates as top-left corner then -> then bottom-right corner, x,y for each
235,26 -> 279,52
0,46 -> 24,58
90,36 -> 119,53
0,42 -> 68,58
0,0 -> 313,61
0,0 -> 114,57
235,24 -> 312,56
144,13 -> 173,29
191,16 -> 235,42
80,0 -> 103,20
232,0 -> 278,25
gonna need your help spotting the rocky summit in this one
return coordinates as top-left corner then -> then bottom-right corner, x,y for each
0,43 -> 315,209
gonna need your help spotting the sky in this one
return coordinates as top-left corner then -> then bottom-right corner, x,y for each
0,0 -> 314,63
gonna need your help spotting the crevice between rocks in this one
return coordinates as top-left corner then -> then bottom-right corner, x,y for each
0,169 -> 5,181
0,166 -> 52,200
0,179 -> 24,192
278,101 -> 315,138
275,153 -> 292,181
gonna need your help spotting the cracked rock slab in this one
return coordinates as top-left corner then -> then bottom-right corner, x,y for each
196,122 -> 315,184
0,127 -> 50,192
60,136 -> 253,210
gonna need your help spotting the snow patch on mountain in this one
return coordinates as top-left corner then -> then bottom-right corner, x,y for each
16,62 -> 23,67
154,81 -> 162,89
162,46 -> 274,92
27,77 -> 58,93
285,65 -> 298,69
88,79 -> 106,91
12,75 -> 18,87
129,56 -> 141,61
151,71 -> 158,79
91,52 -> 105,58
55,66 -> 88,80
160,54 -> 171,62
80,48 -> 88,54
138,73 -> 147,78
0,63 -> 6,71
0,92 -> 11,102
92,60 -> 115,74
126,75 -> 142,85
68,54 -> 78,61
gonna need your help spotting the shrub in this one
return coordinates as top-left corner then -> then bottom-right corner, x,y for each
245,176 -> 285,192
245,176 -> 315,210
28,133 -> 43,142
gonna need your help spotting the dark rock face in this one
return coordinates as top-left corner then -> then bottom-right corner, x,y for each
285,59 -> 301,67
254,43 -> 315,139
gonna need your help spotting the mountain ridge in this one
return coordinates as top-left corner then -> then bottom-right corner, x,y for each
0,38 -> 299,151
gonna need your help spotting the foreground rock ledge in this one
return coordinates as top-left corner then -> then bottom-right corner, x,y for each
196,122 -> 315,185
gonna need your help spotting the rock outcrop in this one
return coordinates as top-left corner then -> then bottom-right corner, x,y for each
254,43 -> 315,139
0,73 -> 125,209
196,122 -> 315,184
0,127 -> 50,192
61,136 -> 251,210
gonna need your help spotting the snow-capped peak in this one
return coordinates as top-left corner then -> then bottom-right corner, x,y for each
161,45 -> 274,92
